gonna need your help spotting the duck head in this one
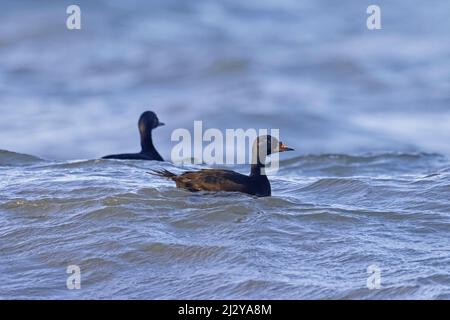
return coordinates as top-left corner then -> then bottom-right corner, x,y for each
138,111 -> 165,134
252,134 -> 294,165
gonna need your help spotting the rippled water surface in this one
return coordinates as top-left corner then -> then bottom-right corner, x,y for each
1,0 -> 450,299
1,150 -> 450,299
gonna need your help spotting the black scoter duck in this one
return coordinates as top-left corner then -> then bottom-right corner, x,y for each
103,111 -> 164,161
150,135 -> 293,197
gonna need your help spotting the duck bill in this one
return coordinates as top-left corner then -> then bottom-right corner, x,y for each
279,142 -> 294,152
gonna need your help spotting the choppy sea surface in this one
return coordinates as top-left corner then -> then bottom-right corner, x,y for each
1,150 -> 450,299
1,0 -> 450,299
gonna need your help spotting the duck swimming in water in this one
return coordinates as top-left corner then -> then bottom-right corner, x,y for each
103,111 -> 164,161
150,135 -> 293,197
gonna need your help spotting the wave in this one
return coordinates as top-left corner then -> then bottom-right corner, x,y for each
279,152 -> 448,176
0,149 -> 43,166
281,152 -> 445,165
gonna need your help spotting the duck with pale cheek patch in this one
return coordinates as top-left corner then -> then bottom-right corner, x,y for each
102,111 -> 165,161
150,135 -> 294,197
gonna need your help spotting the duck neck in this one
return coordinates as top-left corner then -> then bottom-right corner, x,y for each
250,151 -> 268,177
250,162 -> 266,177
140,129 -> 156,154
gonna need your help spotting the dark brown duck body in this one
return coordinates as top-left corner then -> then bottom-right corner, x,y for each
150,135 -> 293,197
153,167 -> 271,197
